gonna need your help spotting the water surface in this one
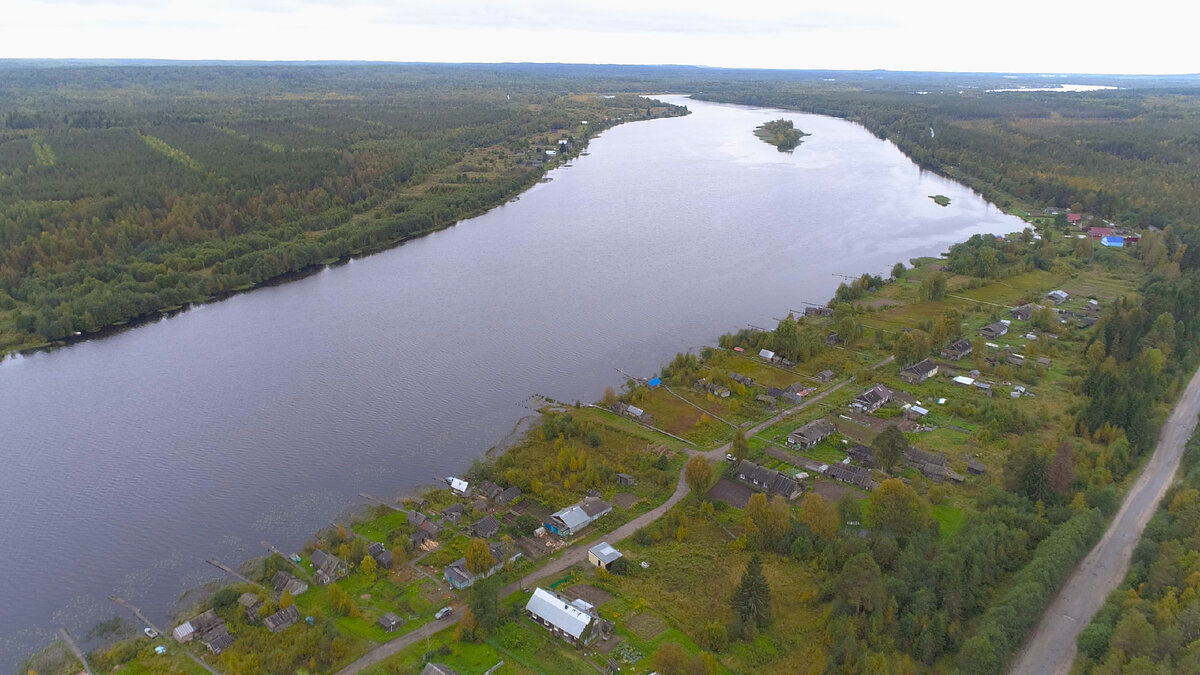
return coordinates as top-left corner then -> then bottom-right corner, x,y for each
0,96 -> 1025,669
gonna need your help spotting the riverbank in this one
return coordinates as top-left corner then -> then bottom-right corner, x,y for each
26,200 -> 1195,675
0,97 -> 689,357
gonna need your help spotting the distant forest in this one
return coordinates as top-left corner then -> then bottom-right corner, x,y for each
690,81 -> 1200,228
3,63 -> 1200,354
0,64 -> 687,351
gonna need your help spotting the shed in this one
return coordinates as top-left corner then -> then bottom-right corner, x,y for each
238,592 -> 262,621
1010,304 -> 1033,321
477,481 -> 502,499
817,369 -> 836,382
378,612 -> 404,633
759,349 -> 775,360
967,459 -> 987,475
496,485 -> 523,504
588,542 -> 623,569
1102,236 -> 1125,247
616,473 -> 636,485
263,605 -> 300,634
472,514 -> 502,539
172,622 -> 195,643
442,503 -> 465,522
1046,290 -> 1069,305
272,571 -> 309,597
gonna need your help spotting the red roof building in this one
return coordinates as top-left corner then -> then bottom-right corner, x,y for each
1088,227 -> 1114,239
1067,213 -> 1083,223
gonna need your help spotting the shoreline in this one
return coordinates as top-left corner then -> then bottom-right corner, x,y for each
0,99 -> 690,361
15,99 -> 1081,673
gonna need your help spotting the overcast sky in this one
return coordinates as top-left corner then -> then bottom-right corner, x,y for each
2,0 -> 1195,74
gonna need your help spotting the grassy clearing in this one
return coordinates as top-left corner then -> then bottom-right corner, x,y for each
932,503 -> 966,542
354,509 -> 408,542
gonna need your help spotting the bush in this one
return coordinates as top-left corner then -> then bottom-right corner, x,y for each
1076,621 -> 1113,661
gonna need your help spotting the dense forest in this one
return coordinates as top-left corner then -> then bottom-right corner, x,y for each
1073,429 -> 1200,674
0,64 -> 687,352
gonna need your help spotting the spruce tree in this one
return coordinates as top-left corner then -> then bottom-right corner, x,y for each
731,554 -> 772,633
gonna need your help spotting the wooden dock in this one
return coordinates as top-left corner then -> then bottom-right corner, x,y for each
262,540 -> 312,579
359,492 -> 404,511
58,628 -> 95,675
109,595 -> 163,634
205,558 -> 253,585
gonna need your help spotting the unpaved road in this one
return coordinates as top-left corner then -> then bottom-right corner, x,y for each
1008,365 -> 1200,675
333,363 -> 881,675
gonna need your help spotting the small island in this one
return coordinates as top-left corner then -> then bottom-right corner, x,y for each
754,118 -> 809,151
929,194 -> 951,206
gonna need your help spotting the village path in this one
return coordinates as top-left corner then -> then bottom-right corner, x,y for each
1008,363 -> 1200,675
699,354 -> 893,462
333,357 -> 891,675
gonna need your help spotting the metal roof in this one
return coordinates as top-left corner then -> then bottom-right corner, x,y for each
589,542 -> 622,565
551,504 -> 591,531
526,587 -> 593,639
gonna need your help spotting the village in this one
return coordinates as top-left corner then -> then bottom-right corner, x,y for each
58,205 -> 1155,675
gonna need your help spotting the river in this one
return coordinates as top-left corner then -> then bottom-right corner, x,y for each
0,95 -> 1025,669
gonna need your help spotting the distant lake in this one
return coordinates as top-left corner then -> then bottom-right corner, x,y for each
0,95 -> 1025,669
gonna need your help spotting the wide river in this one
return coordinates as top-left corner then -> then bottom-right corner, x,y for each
0,96 -> 1024,669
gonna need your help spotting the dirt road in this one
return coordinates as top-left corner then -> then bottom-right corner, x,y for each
1008,365 -> 1200,675
334,362 -> 884,675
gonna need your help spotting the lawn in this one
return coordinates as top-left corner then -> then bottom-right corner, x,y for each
354,509 -> 409,542
599,516 -> 826,673
932,502 -> 967,542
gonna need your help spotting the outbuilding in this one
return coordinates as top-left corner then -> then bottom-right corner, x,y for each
588,542 -> 623,570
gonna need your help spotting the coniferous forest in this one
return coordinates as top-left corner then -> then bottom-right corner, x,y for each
0,64 -> 686,351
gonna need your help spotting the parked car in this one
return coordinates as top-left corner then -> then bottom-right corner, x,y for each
144,628 -> 159,639
435,607 -> 453,620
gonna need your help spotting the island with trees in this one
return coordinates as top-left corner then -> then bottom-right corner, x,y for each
753,118 -> 808,151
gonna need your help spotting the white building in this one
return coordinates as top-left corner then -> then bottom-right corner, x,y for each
587,542 -> 623,569
525,587 -> 598,645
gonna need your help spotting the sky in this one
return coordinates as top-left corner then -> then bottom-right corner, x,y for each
1,0 -> 1196,74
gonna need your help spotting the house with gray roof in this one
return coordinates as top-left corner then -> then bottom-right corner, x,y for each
472,514 -> 501,539
263,605 -> 300,634
942,338 -> 973,361
851,384 -> 892,413
825,463 -> 876,490
980,322 -> 1009,339
310,548 -> 347,585
444,543 -> 519,590
900,359 -> 938,384
496,485 -> 522,504
545,497 -> 612,536
787,419 -> 836,449
272,571 -> 309,597
525,587 -> 612,646
735,460 -> 804,500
